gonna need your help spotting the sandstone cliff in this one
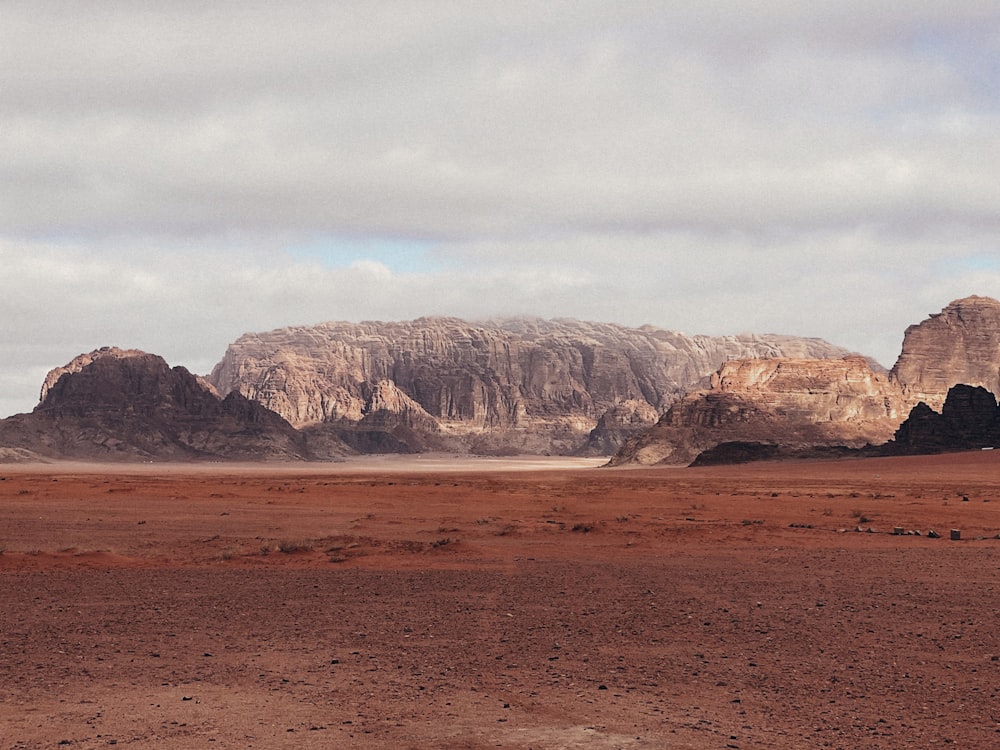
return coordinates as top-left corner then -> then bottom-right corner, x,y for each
609,356 -> 909,465
0,349 -> 343,462
613,296 -> 1000,466
889,296 -> 1000,411
209,317 -> 858,455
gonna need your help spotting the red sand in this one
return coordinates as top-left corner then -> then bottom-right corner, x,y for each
2,451 -> 1000,748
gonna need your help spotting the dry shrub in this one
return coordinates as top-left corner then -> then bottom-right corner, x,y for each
278,540 -> 314,554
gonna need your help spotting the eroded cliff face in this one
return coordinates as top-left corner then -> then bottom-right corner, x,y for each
209,317 -> 858,455
612,296 -> 1000,465
890,296 -> 1000,411
610,356 -> 912,466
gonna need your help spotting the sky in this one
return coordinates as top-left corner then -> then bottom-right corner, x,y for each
2,1 -> 999,418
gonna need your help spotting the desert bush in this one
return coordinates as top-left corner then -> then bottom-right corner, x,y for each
278,539 -> 313,554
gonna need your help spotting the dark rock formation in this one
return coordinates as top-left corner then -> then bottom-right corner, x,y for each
886,385 -> 1000,454
688,441 -> 784,466
0,349 -> 345,461
209,317 -> 858,455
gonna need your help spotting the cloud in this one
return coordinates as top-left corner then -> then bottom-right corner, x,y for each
1,2 -> 998,416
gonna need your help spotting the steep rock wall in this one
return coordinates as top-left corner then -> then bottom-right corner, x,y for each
890,296 -> 1000,411
209,317 -> 857,454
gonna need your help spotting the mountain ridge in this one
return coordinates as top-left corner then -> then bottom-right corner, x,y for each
1,299 -> 996,463
208,315 -> 862,455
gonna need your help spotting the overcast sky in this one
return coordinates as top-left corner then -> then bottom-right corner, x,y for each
2,1 -> 999,417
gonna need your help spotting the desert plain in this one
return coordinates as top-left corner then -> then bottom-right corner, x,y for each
2,451 -> 1000,749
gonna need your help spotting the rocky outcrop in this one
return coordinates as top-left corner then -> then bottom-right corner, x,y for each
579,399 -> 662,456
610,356 -> 911,466
890,296 -> 1000,411
0,349 -> 346,461
209,317 -> 859,455
886,385 -> 1000,454
614,296 -> 1000,466
40,346 -> 218,402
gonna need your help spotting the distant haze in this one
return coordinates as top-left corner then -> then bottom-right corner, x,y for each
2,2 -> 999,417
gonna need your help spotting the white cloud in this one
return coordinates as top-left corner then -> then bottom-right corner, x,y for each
1,2 -> 999,416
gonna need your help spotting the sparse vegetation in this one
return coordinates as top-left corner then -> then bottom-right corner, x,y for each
278,539 -> 314,554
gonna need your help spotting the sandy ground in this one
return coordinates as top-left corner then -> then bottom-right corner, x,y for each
2,451 -> 1000,749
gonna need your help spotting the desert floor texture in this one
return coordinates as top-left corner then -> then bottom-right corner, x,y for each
2,451 -> 1000,749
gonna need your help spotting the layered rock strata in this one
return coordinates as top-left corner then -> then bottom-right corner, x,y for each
890,296 -> 1000,411
613,296 -> 1000,466
209,317 -> 858,455
610,356 -> 910,466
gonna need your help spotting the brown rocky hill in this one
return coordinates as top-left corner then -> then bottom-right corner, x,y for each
0,348 -> 340,462
890,295 -> 1000,411
208,317 -> 859,455
612,296 -> 1000,465
608,356 -> 910,466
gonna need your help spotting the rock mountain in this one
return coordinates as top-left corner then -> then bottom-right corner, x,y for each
887,384 -> 1000,454
609,355 -> 910,466
612,296 -> 1000,465
889,295 -> 1000,411
0,348 -> 338,462
2,297 -> 996,464
208,317 -> 858,456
